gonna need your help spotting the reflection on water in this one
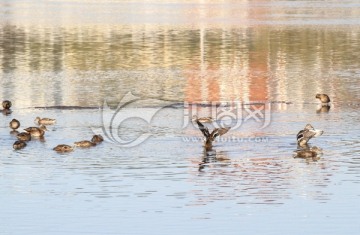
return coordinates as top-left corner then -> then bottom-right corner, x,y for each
1,1 -> 360,235
1,10 -> 360,106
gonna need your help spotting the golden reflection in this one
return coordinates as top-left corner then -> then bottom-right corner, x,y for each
1,1 -> 360,107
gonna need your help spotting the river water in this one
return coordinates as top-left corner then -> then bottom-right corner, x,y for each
1,1 -> 360,234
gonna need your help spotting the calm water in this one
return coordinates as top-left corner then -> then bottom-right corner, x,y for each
1,1 -> 360,234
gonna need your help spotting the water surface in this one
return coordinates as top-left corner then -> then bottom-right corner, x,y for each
1,1 -> 360,234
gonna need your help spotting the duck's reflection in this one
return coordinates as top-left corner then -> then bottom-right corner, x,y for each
293,145 -> 323,162
2,109 -> 12,115
316,104 -> 330,113
2,100 -> 12,115
189,143 -> 332,206
10,130 -> 19,136
198,147 -> 231,171
31,136 -> 46,142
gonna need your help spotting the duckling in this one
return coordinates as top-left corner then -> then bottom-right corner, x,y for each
9,119 -> 20,130
74,140 -> 96,148
34,116 -> 56,125
24,125 -> 47,137
192,115 -> 214,123
294,146 -> 323,159
2,100 -> 12,109
91,134 -> 104,144
196,120 -> 231,151
297,124 -> 323,147
316,94 -> 331,105
13,140 -> 27,150
53,144 -> 74,153
17,132 -> 31,141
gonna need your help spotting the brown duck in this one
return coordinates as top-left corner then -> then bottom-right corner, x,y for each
24,125 -> 47,137
74,140 -> 96,148
297,124 -> 323,147
13,140 -> 27,150
9,119 -> 20,130
196,120 -> 231,151
53,144 -> 74,153
2,100 -> 12,109
35,117 -> 56,125
17,132 -> 31,141
91,134 -> 104,144
316,94 -> 330,105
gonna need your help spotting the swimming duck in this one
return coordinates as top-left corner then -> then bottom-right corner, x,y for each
192,115 -> 214,123
316,94 -> 330,105
24,125 -> 47,137
2,100 -> 12,109
91,134 -> 104,144
13,140 -> 27,150
196,120 -> 231,151
294,146 -> 323,159
17,132 -> 31,141
53,144 -> 74,153
34,117 -> 56,125
74,140 -> 96,148
9,119 -> 20,130
297,124 -> 323,147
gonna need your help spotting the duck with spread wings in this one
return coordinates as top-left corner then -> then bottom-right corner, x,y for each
196,120 -> 231,151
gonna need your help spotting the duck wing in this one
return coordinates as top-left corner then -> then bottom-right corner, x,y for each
196,120 -> 210,138
217,127 -> 231,136
302,129 -> 318,139
297,129 -> 321,145
296,129 -> 305,140
211,126 -> 231,140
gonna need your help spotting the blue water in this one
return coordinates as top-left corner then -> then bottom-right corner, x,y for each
1,1 -> 360,234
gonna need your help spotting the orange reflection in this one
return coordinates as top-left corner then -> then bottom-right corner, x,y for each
185,66 -> 220,103
248,51 -> 269,102
184,55 -> 270,103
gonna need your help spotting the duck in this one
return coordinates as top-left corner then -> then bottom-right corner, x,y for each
17,132 -> 31,141
297,124 -> 323,147
2,100 -> 12,109
192,115 -> 214,123
196,119 -> 231,151
9,119 -> 20,130
24,125 -> 47,137
34,116 -> 56,125
316,94 -> 330,105
91,134 -> 104,144
294,146 -> 323,159
53,144 -> 74,153
74,140 -> 96,148
13,140 -> 27,150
